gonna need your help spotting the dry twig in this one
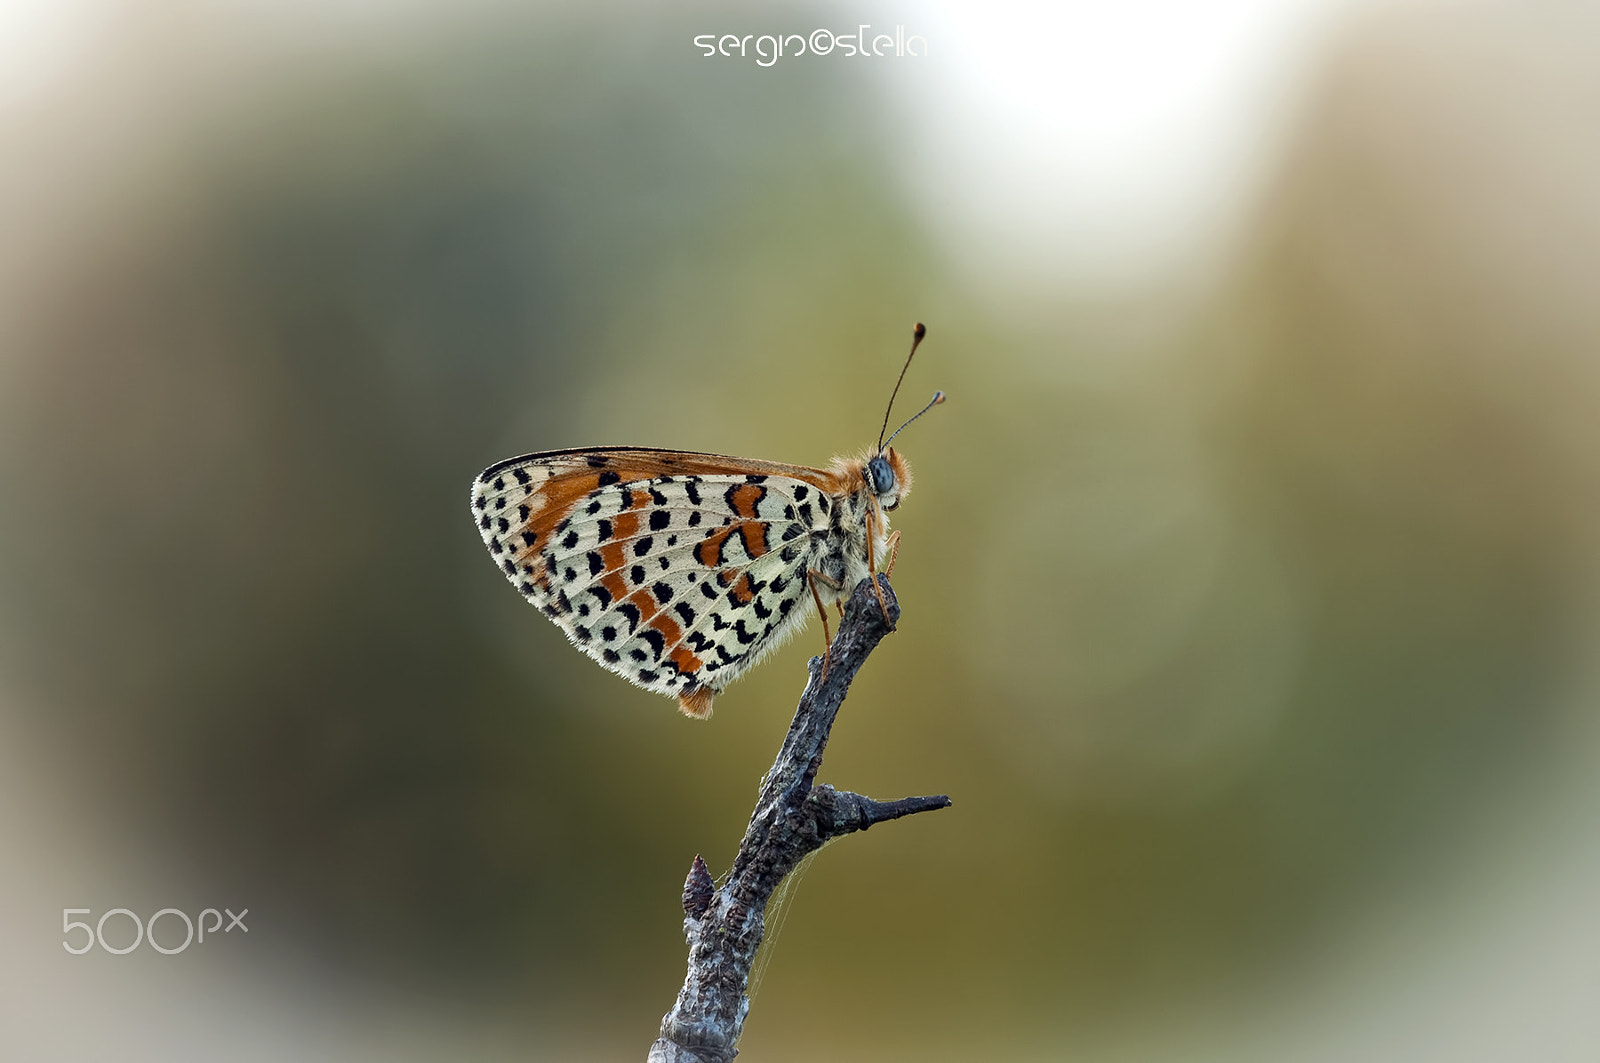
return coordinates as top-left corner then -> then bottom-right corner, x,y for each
647,575 -> 951,1062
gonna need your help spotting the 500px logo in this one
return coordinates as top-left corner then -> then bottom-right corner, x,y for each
62,907 -> 249,955
692,25 -> 927,67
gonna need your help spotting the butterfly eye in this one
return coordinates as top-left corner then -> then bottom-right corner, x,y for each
867,456 -> 896,497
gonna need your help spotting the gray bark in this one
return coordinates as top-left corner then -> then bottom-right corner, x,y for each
647,575 -> 951,1063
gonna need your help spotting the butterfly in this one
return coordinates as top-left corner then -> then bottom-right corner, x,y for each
470,323 -> 942,719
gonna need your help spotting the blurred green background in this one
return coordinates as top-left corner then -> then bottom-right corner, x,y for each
3,1 -> 1599,1060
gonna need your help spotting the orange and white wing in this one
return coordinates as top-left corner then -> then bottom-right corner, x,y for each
470,448 -> 841,718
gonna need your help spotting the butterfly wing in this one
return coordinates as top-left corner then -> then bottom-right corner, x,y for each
471,448 -> 844,718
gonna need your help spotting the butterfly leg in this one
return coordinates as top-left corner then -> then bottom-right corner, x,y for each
808,569 -> 843,679
808,569 -> 844,643
882,530 -> 902,575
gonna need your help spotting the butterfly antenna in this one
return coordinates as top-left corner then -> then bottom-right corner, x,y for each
882,390 -> 945,449
877,322 -> 928,451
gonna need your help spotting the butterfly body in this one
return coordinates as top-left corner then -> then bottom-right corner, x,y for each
471,446 -> 911,718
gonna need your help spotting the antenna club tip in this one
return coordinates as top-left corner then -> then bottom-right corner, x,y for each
913,322 -> 926,339
932,390 -> 945,404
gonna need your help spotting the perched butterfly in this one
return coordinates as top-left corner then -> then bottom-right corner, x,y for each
471,323 -> 942,718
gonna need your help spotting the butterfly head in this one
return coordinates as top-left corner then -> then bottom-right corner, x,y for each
866,448 -> 911,512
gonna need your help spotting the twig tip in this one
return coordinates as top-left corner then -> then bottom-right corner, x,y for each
683,854 -> 714,918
